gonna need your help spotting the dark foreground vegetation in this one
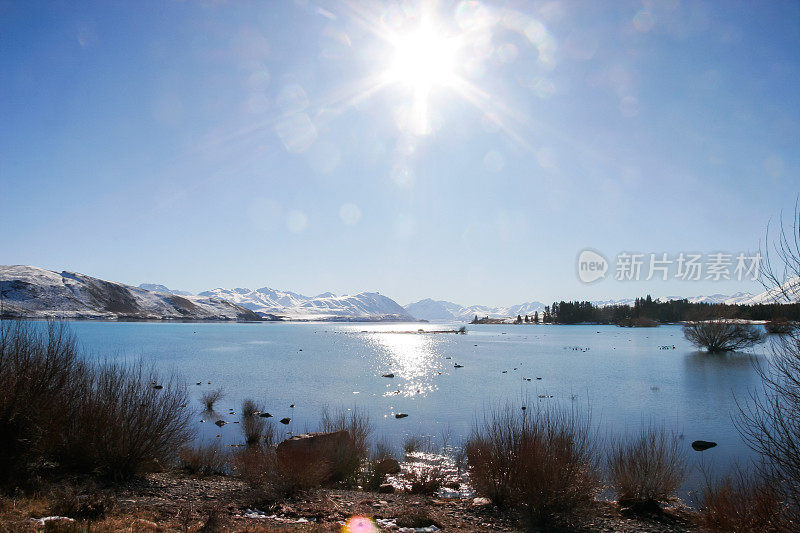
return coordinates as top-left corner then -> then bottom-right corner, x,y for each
0,321 -> 192,485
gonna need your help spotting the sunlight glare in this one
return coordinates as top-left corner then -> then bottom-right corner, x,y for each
383,16 -> 462,135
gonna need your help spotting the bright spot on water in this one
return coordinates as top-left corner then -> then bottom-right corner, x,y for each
367,332 -> 441,398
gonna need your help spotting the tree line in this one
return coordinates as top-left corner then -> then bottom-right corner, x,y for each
472,296 -> 800,325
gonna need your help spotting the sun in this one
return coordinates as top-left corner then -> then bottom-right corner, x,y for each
386,20 -> 460,94
382,15 -> 463,134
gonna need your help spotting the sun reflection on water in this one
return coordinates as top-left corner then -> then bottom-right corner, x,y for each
365,332 -> 443,398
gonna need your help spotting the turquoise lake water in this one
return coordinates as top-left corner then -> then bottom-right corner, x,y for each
68,320 -> 766,495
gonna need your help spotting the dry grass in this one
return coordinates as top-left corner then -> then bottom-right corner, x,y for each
696,468 -> 785,532
607,425 -> 686,511
466,403 -> 601,526
179,442 -> 230,475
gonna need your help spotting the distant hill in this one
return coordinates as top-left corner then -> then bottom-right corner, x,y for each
138,283 -> 194,296
0,265 -> 261,321
404,299 -> 546,322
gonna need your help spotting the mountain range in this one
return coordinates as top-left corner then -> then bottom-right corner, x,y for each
196,287 -> 412,321
2,264 -> 796,322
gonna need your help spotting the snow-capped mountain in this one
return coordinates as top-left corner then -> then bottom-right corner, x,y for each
738,277 -> 800,305
0,265 -> 261,321
138,283 -> 193,296
591,292 -> 756,308
404,299 -> 464,321
199,287 -> 413,321
404,299 -> 547,322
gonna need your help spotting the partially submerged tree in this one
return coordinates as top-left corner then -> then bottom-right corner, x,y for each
683,320 -> 765,353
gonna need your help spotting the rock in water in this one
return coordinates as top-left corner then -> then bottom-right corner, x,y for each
214,420 -> 226,427
691,440 -> 717,451
280,417 -> 291,424
259,412 -> 273,418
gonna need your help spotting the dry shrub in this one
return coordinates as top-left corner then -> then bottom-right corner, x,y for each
607,425 -> 686,511
466,404 -> 600,526
179,442 -> 229,475
319,406 -> 371,485
395,502 -> 442,529
0,321 -> 193,484
201,388 -> 224,411
241,399 -> 273,446
406,465 -> 445,494
697,468 -> 784,532
403,435 -> 433,456
764,318 -> 795,335
47,483 -> 114,520
234,446 -> 328,502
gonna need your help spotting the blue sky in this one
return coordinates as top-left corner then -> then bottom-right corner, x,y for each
1,0 -> 798,306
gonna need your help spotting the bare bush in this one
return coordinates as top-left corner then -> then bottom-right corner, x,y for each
696,467 -> 784,532
607,425 -> 686,511
736,331 -> 800,525
406,465 -> 445,494
466,404 -> 601,526
201,387 -> 224,411
179,443 -> 229,475
240,399 -> 269,446
733,204 -> 800,526
0,321 -> 193,484
765,318 -> 795,335
683,320 -> 765,352
403,435 -> 433,455
61,361 -> 192,479
319,406 -> 371,485
0,321 -> 78,484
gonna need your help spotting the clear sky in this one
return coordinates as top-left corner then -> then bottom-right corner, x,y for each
1,0 -> 798,306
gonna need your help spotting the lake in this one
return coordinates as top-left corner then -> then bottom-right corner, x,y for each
69,320 -> 766,495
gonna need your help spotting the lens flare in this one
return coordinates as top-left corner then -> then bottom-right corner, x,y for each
342,515 -> 378,533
